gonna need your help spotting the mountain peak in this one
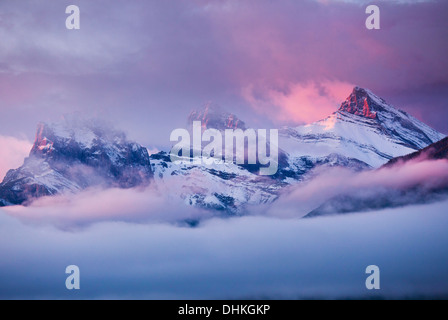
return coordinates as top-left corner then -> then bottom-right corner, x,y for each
188,102 -> 246,130
30,117 -> 128,158
336,86 -> 445,150
31,122 -> 55,156
0,119 -> 153,206
338,86 -> 381,119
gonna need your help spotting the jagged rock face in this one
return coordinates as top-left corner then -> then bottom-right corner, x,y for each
188,102 -> 246,130
30,121 -> 153,185
339,87 -> 378,119
0,119 -> 153,206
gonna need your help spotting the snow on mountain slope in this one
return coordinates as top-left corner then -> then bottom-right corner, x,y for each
150,152 -> 282,215
358,88 -> 444,149
280,87 -> 445,168
0,117 -> 152,206
150,103 -> 285,214
150,88 -> 445,213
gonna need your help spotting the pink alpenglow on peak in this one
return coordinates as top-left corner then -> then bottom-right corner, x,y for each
339,87 -> 378,119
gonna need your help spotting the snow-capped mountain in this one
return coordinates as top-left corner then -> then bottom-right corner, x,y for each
148,87 -> 445,213
146,103 -> 285,214
280,87 -> 445,168
149,151 -> 282,214
0,117 -> 152,206
0,87 -> 445,213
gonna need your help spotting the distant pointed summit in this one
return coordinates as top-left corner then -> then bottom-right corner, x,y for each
339,87 -> 378,119
188,102 -> 246,130
279,86 -> 445,168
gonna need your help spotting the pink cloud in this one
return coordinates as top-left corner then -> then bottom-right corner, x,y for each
0,135 -> 32,181
242,80 -> 354,124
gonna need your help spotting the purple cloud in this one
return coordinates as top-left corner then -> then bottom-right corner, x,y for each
0,0 -> 446,148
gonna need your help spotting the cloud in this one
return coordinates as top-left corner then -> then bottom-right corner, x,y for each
0,0 -> 447,147
1,199 -> 448,299
242,80 -> 354,124
0,1 -> 146,76
0,135 -> 32,181
2,141 -> 448,227
3,183 -> 211,229
263,158 -> 448,218
316,0 -> 434,4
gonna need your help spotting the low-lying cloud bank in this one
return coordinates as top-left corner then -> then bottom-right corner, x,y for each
4,183 -> 210,229
262,158 -> 448,218
1,155 -> 448,299
1,199 -> 448,299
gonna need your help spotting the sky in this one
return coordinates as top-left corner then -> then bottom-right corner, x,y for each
0,0 -> 447,153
